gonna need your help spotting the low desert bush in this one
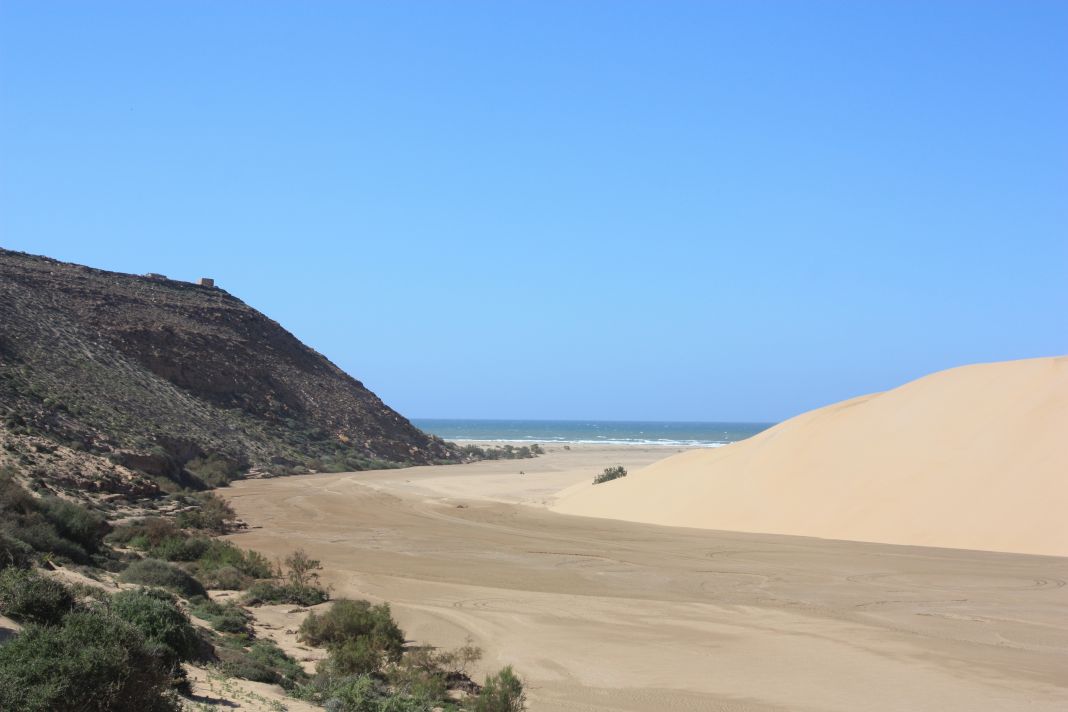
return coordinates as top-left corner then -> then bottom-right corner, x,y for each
195,539 -> 273,579
0,530 -> 33,570
37,497 -> 109,556
148,535 -> 211,562
175,492 -> 238,533
109,588 -> 200,666
299,599 -> 405,664
184,454 -> 246,488
0,611 -> 180,712
243,548 -> 328,605
0,568 -> 77,625
592,465 -> 627,485
198,564 -> 252,590
0,472 -> 110,564
107,517 -> 182,549
244,580 -> 329,606
219,639 -> 308,689
190,597 -> 252,634
119,558 -> 207,598
473,666 -> 526,712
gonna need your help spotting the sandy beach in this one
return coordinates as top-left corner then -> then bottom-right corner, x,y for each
222,443 -> 1068,712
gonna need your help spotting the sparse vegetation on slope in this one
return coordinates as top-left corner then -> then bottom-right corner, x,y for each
0,248 -> 461,502
593,465 -> 627,484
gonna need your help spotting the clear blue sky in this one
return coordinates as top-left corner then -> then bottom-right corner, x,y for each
2,1 -> 1065,422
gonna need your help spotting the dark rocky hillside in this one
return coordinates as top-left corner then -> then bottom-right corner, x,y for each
0,248 -> 458,499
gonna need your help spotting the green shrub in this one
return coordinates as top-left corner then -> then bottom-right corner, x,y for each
199,564 -> 252,590
220,639 -> 307,689
243,548 -> 328,605
119,559 -> 207,598
38,498 -> 109,555
244,580 -> 329,607
0,611 -> 180,712
0,474 -> 109,564
185,454 -> 246,487
195,539 -> 273,579
328,636 -> 388,676
110,588 -> 200,666
322,674 -> 381,712
0,529 -> 33,569
473,666 -> 526,712
149,535 -> 210,562
299,599 -> 405,664
0,568 -> 76,625
175,492 -> 237,533
107,518 -> 181,548
592,465 -> 627,485
12,520 -> 88,562
190,598 -> 251,634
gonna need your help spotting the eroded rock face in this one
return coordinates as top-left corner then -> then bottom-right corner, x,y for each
0,248 -> 457,498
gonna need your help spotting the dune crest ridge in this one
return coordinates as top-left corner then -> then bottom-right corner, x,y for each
554,357 -> 1068,556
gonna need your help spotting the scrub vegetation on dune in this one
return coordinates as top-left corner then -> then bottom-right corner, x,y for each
593,465 -> 627,484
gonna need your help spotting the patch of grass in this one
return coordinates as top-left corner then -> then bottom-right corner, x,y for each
119,558 -> 207,599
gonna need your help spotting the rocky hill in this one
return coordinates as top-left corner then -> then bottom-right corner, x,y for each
0,248 -> 458,500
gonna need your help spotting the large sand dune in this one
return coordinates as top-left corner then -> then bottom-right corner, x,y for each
554,357 -> 1068,556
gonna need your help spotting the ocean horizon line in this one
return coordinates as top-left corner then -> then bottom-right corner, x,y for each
412,418 -> 774,448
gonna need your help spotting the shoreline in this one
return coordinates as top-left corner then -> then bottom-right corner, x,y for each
448,437 -> 731,448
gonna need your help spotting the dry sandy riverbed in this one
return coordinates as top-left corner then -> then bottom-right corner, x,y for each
222,443 -> 1068,712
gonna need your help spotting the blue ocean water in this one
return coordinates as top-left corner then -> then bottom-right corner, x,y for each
412,419 -> 773,448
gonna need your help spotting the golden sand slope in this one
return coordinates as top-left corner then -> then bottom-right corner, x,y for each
554,357 -> 1068,556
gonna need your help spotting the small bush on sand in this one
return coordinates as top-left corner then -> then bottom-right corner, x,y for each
219,639 -> 308,689
0,611 -> 180,712
184,454 -> 246,488
175,492 -> 238,533
148,535 -> 211,562
110,588 -> 200,666
0,568 -> 77,625
244,580 -> 329,606
190,597 -> 252,634
195,540 -> 273,579
119,559 -> 207,598
299,599 -> 405,665
198,564 -> 251,590
243,549 -> 328,605
592,465 -> 627,485
107,518 -> 182,549
473,666 -> 526,712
